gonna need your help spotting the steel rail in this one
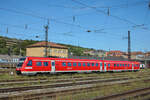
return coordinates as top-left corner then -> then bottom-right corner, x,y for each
1,78 -> 150,100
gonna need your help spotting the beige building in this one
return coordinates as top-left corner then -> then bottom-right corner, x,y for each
26,41 -> 68,58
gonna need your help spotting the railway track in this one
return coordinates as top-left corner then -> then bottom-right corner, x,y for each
93,87 -> 150,100
0,73 -> 150,89
23,79 -> 150,100
0,72 -> 134,82
0,77 -> 132,93
1,77 -> 150,100
0,70 -> 149,100
0,76 -> 110,87
0,70 -> 10,74
0,69 -> 149,82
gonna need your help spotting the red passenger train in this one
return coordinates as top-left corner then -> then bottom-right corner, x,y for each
16,57 -> 140,75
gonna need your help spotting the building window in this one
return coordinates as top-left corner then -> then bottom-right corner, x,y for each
44,62 -> 48,66
58,50 -> 61,53
63,50 -> 66,53
54,50 -> 57,53
36,62 -> 42,66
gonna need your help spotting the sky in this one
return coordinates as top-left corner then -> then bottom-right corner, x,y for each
0,0 -> 150,52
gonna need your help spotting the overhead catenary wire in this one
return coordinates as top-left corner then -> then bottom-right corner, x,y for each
0,5 -> 147,36
72,0 -> 150,32
0,1 -> 148,47
0,7 -> 91,31
0,29 -> 41,39
48,1 -> 148,10
92,0 -> 148,9
0,22 -> 44,32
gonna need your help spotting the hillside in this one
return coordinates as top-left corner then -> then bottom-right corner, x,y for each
0,36 -> 38,56
0,36 -> 93,56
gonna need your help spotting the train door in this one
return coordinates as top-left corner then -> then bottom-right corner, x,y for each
104,62 -> 107,72
100,62 -> 103,72
51,60 -> 55,73
132,64 -> 134,71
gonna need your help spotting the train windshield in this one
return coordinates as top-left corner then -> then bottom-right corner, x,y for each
17,58 -> 26,68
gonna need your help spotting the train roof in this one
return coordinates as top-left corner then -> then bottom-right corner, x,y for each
24,56 -> 139,63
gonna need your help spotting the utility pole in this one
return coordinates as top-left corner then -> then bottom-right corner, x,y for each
128,30 -> 131,61
44,19 -> 49,57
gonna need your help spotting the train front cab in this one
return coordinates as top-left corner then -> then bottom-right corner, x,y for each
16,57 -> 26,75
20,57 -> 56,75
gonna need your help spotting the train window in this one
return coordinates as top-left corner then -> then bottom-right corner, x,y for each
36,62 -> 42,66
117,64 -> 119,67
78,63 -> 81,67
68,62 -> 72,67
92,63 -> 95,66
62,62 -> 66,66
83,63 -> 86,67
73,63 -> 77,66
114,64 -> 116,67
44,62 -> 48,66
52,62 -> 55,66
120,64 -> 122,67
128,64 -> 130,67
100,63 -> 102,66
108,64 -> 110,67
96,63 -> 98,67
27,60 -> 32,66
122,64 -> 124,67
125,64 -> 127,67
87,63 -> 90,67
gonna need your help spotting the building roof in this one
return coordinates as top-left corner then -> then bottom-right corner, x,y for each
107,50 -> 125,54
27,41 -> 68,49
131,51 -> 144,55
